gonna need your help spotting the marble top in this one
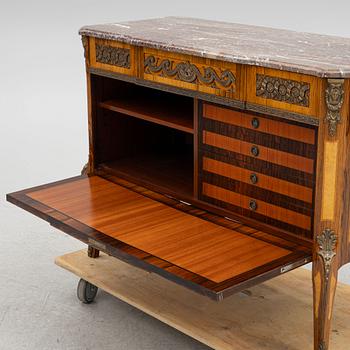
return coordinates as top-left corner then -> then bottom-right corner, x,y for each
80,17 -> 350,78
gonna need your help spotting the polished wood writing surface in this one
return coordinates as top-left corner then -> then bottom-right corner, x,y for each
27,176 -> 290,283
7,175 -> 311,300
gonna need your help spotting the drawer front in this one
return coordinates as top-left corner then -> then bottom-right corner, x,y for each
199,102 -> 317,239
89,37 -> 136,76
142,48 -> 239,100
246,66 -> 321,117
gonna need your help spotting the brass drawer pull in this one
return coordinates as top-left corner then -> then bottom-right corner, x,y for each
251,145 -> 259,157
250,173 -> 258,184
249,199 -> 258,211
251,118 -> 260,129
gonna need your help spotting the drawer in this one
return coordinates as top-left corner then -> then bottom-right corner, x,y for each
200,151 -> 314,238
202,102 -> 316,145
201,156 -> 313,204
88,37 -> 136,76
246,66 -> 322,117
142,48 -> 240,100
199,102 -> 317,239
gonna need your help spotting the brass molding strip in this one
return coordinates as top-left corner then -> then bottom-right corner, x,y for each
316,228 -> 337,282
325,79 -> 344,137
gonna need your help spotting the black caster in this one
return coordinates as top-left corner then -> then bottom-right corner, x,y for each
77,278 -> 98,304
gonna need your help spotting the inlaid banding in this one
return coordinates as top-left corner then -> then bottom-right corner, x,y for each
202,171 -> 313,216
203,130 -> 314,174
203,103 -> 316,145
202,157 -> 313,203
201,146 -> 314,188
202,118 -> 316,159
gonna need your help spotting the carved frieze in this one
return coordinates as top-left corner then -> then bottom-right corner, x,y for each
144,55 -> 236,91
256,74 -> 310,107
325,79 -> 344,137
95,44 -> 130,69
317,228 -> 337,281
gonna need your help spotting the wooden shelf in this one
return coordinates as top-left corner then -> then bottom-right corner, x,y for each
99,97 -> 194,134
99,151 -> 194,199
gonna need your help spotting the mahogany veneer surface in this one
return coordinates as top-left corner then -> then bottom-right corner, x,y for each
26,176 -> 292,283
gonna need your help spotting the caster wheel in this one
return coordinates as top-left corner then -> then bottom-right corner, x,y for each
77,278 -> 98,304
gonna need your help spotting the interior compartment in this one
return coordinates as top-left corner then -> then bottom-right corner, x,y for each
92,75 -> 195,198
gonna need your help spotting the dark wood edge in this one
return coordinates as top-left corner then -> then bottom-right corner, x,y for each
220,253 -> 312,299
7,175 -> 85,197
201,145 -> 314,188
88,67 -> 319,126
6,175 -> 311,301
201,171 -> 313,215
202,117 -> 316,159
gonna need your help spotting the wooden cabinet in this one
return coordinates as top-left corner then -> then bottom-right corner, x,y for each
7,17 -> 350,350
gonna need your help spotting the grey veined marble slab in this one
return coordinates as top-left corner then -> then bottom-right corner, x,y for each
80,17 -> 350,78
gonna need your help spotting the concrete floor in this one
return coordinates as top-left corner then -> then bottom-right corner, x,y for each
1,1 -> 350,349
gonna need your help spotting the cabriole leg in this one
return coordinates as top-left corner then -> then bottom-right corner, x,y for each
313,228 -> 338,350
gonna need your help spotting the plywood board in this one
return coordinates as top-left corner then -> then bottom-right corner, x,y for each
55,250 -> 350,350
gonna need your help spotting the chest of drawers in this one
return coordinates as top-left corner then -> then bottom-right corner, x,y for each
7,17 -> 350,350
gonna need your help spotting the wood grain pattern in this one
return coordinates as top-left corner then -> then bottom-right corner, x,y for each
203,130 -> 314,173
321,141 -> 338,221
202,182 -> 311,230
203,102 -> 316,144
202,117 -> 316,158
6,175 -> 311,301
25,176 -> 293,283
199,101 -> 317,240
202,156 -> 313,203
201,146 -> 315,188
99,97 -> 194,134
202,171 -> 312,215
99,170 -> 314,247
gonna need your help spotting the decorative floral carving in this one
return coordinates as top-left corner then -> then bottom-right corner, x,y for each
318,341 -> 327,350
256,74 -> 310,107
325,79 -> 344,137
81,36 -> 89,62
317,228 -> 337,281
95,44 -> 130,68
144,55 -> 236,91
